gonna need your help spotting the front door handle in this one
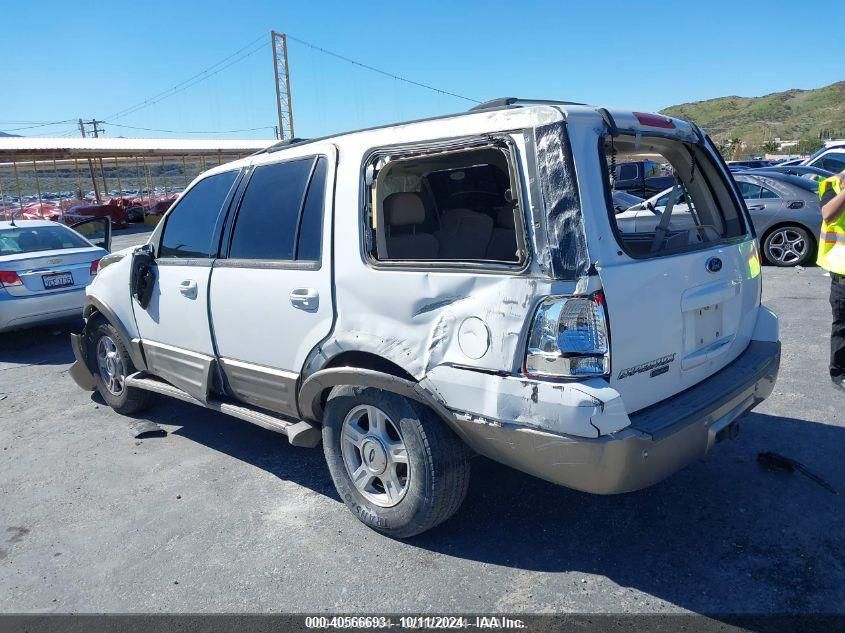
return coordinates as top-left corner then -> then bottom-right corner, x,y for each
179,279 -> 198,299
290,288 -> 319,311
747,204 -> 765,211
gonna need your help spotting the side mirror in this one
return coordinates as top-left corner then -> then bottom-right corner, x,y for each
130,246 -> 156,309
70,217 -> 112,252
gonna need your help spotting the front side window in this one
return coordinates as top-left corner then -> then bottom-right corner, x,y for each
159,170 -> 238,258
603,134 -> 746,258
364,145 -> 524,265
228,156 -> 326,261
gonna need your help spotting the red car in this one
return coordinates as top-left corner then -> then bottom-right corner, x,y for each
63,198 -> 129,230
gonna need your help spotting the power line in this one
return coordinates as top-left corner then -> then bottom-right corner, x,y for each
3,119 -> 76,131
105,33 -> 267,122
104,122 -> 275,134
285,34 -> 481,104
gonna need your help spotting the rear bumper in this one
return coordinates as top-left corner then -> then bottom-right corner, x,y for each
450,340 -> 780,494
0,286 -> 86,332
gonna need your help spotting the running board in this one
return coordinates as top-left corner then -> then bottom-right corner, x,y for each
125,374 -> 321,448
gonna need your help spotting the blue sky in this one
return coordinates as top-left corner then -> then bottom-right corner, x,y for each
1,0 -> 839,140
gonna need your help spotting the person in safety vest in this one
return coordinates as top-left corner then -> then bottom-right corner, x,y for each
818,171 -> 845,391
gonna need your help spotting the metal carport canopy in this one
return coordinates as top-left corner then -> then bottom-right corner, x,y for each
0,137 -> 272,161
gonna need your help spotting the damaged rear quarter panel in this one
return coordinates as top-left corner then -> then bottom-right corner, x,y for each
307,112 -> 569,384
303,110 -> 631,438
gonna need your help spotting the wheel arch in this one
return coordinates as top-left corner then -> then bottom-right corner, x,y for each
82,298 -> 147,371
297,351 -> 463,440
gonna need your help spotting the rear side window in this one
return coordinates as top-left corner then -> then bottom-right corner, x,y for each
617,164 -> 638,180
159,170 -> 238,258
0,225 -> 88,255
363,144 -> 525,265
738,181 -> 762,199
643,161 -> 662,178
296,157 -> 328,261
818,152 -> 845,173
604,134 -> 746,258
228,157 -> 325,261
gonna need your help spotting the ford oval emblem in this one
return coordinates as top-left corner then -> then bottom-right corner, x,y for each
706,257 -> 723,273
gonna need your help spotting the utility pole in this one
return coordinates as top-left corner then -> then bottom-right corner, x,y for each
79,118 -> 101,203
271,31 -> 295,140
80,118 -> 110,198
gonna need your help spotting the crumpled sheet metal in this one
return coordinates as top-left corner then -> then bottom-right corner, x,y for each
424,365 -> 631,438
310,274 -> 548,381
533,122 -> 590,280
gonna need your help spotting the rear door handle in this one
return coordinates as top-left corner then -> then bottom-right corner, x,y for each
290,288 -> 319,311
178,279 -> 198,299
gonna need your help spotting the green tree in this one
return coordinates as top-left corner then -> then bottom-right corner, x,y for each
762,140 -> 779,153
798,137 -> 824,154
730,137 -> 744,161
715,139 -> 732,159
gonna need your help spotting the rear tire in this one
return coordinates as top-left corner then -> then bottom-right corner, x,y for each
762,225 -> 814,267
87,320 -> 153,415
322,386 -> 470,538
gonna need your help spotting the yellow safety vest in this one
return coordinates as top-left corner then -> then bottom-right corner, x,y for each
818,176 -> 845,273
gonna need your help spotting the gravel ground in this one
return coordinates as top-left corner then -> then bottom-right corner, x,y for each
0,242 -> 843,615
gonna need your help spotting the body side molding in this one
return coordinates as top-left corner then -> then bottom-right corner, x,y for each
298,367 -> 456,430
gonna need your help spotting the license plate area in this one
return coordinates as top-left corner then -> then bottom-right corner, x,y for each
680,279 -> 742,370
692,303 -> 723,348
42,272 -> 74,289
681,301 -> 736,370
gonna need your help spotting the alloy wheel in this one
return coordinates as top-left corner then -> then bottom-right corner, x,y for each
767,228 -> 808,266
96,335 -> 125,396
340,405 -> 410,507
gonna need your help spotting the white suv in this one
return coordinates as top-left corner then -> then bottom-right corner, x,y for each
69,100 -> 781,537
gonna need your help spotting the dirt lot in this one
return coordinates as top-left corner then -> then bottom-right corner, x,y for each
0,233 -> 843,615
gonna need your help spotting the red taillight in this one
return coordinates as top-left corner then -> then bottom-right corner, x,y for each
0,270 -> 22,287
90,259 -> 101,276
634,112 -> 676,129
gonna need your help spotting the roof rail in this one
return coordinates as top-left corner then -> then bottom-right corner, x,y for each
262,137 -> 310,154
469,97 -> 587,112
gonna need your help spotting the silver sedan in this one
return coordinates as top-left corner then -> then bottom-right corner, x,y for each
0,219 -> 110,332
616,173 -> 821,267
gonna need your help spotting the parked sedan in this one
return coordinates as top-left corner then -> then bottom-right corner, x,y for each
0,218 -> 111,332
615,172 -> 821,267
748,165 -> 833,180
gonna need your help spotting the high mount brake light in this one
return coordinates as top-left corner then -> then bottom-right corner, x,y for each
634,112 -> 676,129
524,293 -> 610,378
0,271 -> 23,287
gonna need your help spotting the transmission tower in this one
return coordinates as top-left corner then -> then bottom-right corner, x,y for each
271,31 -> 295,140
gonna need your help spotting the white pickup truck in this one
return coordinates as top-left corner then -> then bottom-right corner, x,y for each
69,99 -> 780,537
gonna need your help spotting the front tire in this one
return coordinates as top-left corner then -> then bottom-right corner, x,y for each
322,386 -> 470,538
762,225 -> 814,267
88,320 -> 153,415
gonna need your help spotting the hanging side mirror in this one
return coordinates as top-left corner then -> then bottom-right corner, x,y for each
130,245 -> 156,309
